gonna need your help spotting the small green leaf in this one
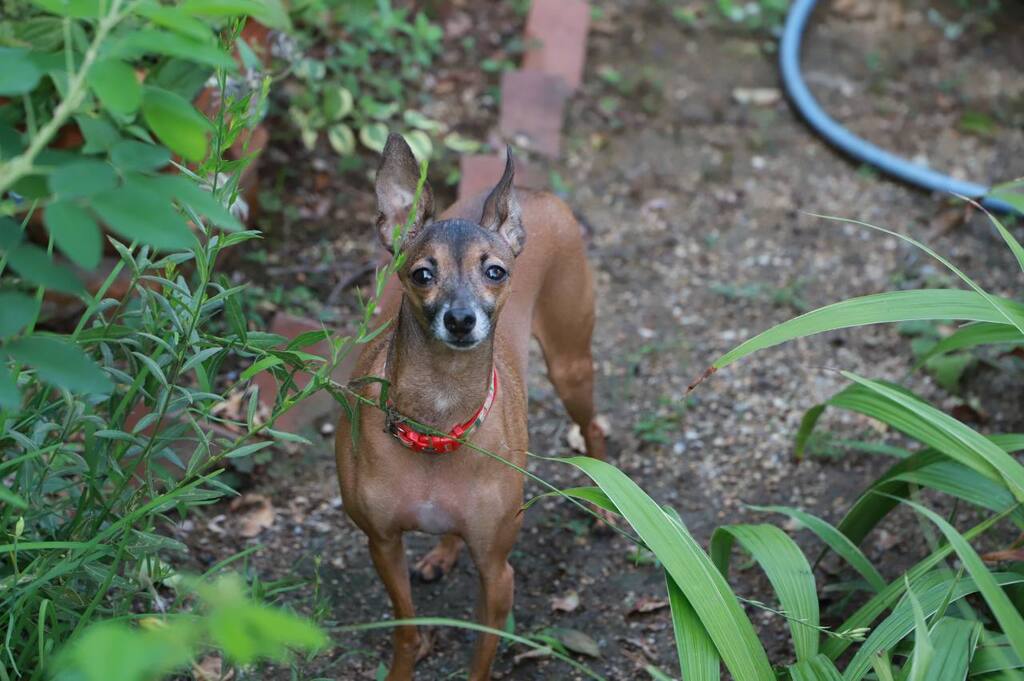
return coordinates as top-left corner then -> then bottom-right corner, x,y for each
29,0 -> 101,18
224,441 -> 274,459
0,48 -> 42,96
89,181 -> 194,251
402,110 -> 442,132
179,0 -> 292,30
403,130 -> 432,162
322,86 -> 353,121
443,132 -> 482,153
359,123 -> 389,153
75,115 -> 120,153
923,352 -> 974,392
0,119 -> 25,158
44,201 -> 103,269
48,159 -> 118,199
110,140 -> 172,172
141,87 -> 210,162
546,627 -> 601,658
327,123 -> 354,155
0,482 -> 27,509
136,1 -> 212,42
87,58 -> 142,115
6,243 -> 83,294
108,29 -> 236,69
6,334 -> 112,394
150,175 -> 241,231
241,356 -> 282,381
0,291 -> 39,336
0,217 -> 21,248
208,600 -> 325,663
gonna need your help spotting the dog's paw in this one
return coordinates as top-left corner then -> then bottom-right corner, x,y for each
415,628 -> 435,662
411,544 -> 460,583
567,415 -> 611,454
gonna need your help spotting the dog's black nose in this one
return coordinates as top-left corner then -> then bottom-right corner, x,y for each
444,307 -> 476,336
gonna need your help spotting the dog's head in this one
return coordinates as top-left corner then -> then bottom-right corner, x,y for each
374,133 -> 526,351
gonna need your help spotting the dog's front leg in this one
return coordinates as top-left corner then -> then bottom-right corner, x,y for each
466,529 -> 518,680
368,533 -> 428,680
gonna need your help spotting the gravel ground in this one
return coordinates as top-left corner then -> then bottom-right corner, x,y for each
189,1 -> 1024,678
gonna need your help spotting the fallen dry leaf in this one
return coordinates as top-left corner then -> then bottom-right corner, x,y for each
211,386 -> 269,431
982,548 -> 1024,563
551,590 -> 580,613
230,493 -> 275,538
548,627 -> 600,657
513,646 -> 553,664
832,0 -> 875,19
628,596 -> 668,616
193,655 -> 234,681
620,635 -> 658,661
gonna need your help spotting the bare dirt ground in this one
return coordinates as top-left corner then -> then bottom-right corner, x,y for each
190,1 -> 1024,678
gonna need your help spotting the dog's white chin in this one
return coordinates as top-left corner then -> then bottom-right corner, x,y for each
442,338 -> 483,351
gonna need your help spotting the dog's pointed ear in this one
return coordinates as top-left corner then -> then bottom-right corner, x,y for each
480,147 -> 525,256
375,133 -> 434,252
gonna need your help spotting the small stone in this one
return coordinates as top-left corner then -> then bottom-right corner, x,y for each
731,87 -> 781,106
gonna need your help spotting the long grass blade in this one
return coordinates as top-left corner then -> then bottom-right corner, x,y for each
749,506 -> 886,592
892,462 -> 1024,528
836,435 -> 1024,547
710,289 -> 1024,370
972,193 -> 1024,274
842,372 -> 1024,501
970,633 -> 1023,676
924,617 -> 981,681
822,511 -> 1009,661
558,457 -> 774,681
902,498 -> 1024,665
806,214 -> 1024,335
662,506 -> 719,681
335,617 -> 604,680
906,580 -> 935,681
842,572 -> 1024,681
666,571 -> 719,681
790,653 -> 844,681
711,524 -> 820,660
915,322 -> 1024,366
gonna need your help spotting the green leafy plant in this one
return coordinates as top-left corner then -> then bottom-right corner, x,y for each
0,3 -> 366,679
277,0 -> 451,160
716,0 -> 789,34
52,574 -> 327,681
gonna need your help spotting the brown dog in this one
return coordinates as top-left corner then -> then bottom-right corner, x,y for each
335,134 -> 605,680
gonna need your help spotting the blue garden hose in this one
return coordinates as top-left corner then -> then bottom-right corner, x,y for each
779,0 -> 1021,216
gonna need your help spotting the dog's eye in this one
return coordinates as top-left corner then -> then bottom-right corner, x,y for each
410,267 -> 434,286
484,265 -> 507,282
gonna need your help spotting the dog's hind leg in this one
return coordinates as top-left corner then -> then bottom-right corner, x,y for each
368,533 -> 431,680
411,533 -> 464,583
532,260 -> 606,463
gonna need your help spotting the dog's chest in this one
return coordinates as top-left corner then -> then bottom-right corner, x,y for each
410,500 -> 455,535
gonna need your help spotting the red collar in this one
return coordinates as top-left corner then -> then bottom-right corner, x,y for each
386,368 -> 499,454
